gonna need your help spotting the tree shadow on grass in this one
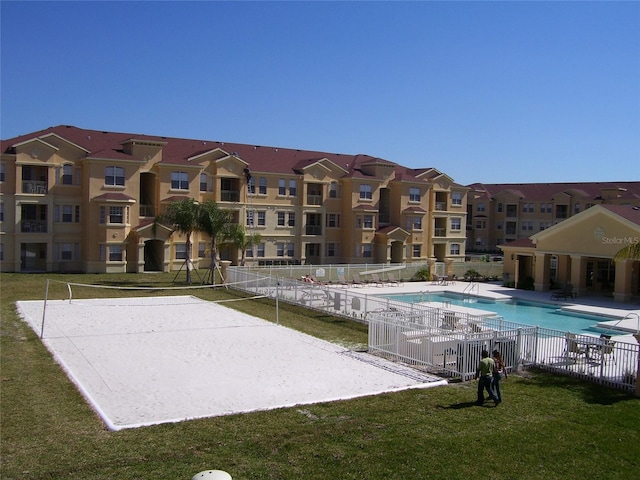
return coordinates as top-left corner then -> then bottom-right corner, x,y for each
522,368 -> 637,406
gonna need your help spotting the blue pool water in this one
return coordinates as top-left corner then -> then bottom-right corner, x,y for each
381,292 -> 616,335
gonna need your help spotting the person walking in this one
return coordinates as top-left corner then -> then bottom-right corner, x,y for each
475,349 -> 500,406
491,350 -> 508,403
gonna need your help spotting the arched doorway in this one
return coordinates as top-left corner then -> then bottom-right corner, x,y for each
144,239 -> 164,272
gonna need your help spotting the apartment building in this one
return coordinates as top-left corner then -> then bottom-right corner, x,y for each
0,125 -> 468,273
466,182 -> 640,253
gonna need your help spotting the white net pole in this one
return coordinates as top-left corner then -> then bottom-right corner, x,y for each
40,279 -> 49,338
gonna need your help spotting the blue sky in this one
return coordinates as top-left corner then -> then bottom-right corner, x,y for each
1,1 -> 638,185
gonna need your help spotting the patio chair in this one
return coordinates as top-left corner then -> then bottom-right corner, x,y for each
592,334 -> 617,365
336,273 -> 349,286
370,273 -> 384,286
551,283 -> 575,301
440,311 -> 460,330
351,273 -> 365,287
386,273 -> 400,286
564,333 -> 586,362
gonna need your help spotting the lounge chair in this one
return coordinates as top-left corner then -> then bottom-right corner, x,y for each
370,273 -> 384,286
387,273 -> 401,286
336,274 -> 349,287
551,283 -> 575,301
351,273 -> 365,287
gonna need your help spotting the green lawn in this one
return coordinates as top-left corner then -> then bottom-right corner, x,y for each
1,272 -> 639,479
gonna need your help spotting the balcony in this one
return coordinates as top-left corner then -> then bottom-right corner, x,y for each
434,228 -> 446,237
434,202 -> 447,211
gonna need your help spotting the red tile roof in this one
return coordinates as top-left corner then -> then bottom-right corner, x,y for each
468,181 -> 640,202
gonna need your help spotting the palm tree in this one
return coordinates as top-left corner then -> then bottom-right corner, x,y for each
613,243 -> 640,262
227,224 -> 262,266
154,198 -> 201,284
198,200 -> 233,283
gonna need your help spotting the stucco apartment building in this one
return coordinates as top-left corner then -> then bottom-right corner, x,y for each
0,125 -> 468,273
466,182 -> 640,254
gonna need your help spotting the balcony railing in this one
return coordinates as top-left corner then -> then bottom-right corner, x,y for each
21,220 -> 48,233
434,228 -> 446,237
305,225 -> 322,235
220,191 -> 240,202
306,194 -> 323,206
140,205 -> 155,217
22,181 -> 48,194
434,202 -> 446,211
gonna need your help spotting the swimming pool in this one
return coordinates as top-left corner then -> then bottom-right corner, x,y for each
381,292 -> 617,335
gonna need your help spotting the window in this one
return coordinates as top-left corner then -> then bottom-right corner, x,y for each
451,192 -> 462,205
200,173 -> 208,192
55,205 -> 79,222
541,203 -> 552,213
496,221 -> 503,230
497,203 -> 503,213
505,222 -> 517,235
476,203 -> 485,212
277,243 -> 285,257
0,202 -> 4,222
247,176 -> 255,194
412,244 -> 421,258
326,213 -> 341,228
326,243 -> 336,257
175,244 -> 187,260
450,218 -> 461,231
62,164 -> 74,185
329,182 -> 339,198
539,221 -> 552,231
105,166 -> 125,186
475,219 -> 486,229
109,206 -> 124,224
363,215 -> 374,228
277,212 -> 285,226
109,245 -> 123,262
450,243 -> 460,255
0,242 -> 3,261
171,171 -> 189,190
198,242 -> 206,258
409,187 -> 420,202
574,203 -> 580,214
506,204 -> 518,217
359,184 -> 372,200
56,242 -> 78,261
278,179 -> 286,195
257,243 -> 265,257
246,210 -> 254,226
407,216 -> 422,230
257,211 -> 266,226
555,205 -> 568,219
287,242 -> 294,257
0,162 -> 4,182
259,177 -> 267,195
289,179 -> 296,196
362,244 -> 372,258
288,212 -> 295,227
62,205 -> 73,222
521,221 -> 534,231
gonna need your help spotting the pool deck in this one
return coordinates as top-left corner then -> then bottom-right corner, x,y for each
331,279 -> 640,338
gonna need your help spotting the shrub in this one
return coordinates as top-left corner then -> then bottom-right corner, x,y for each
412,268 -> 431,281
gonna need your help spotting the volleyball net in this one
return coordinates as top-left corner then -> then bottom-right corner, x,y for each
37,275 -> 282,339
